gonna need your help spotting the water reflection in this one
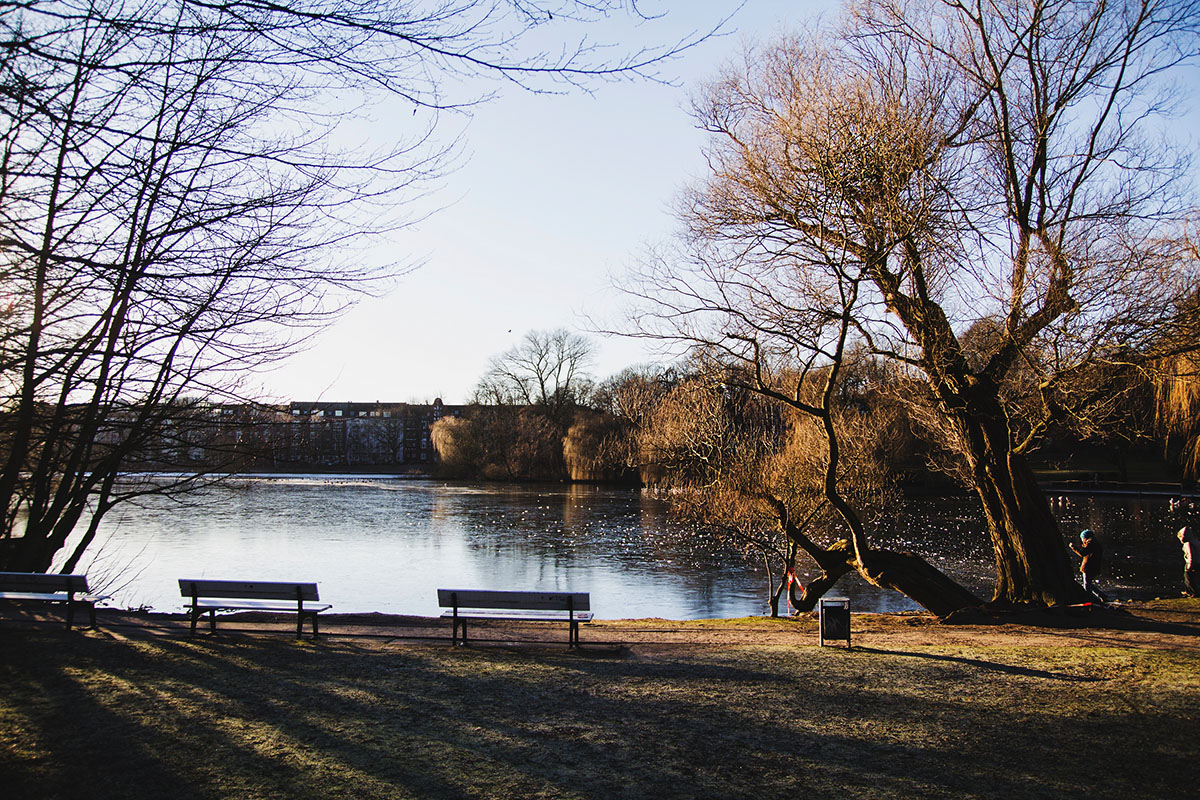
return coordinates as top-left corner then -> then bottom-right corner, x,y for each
64,477 -> 1191,619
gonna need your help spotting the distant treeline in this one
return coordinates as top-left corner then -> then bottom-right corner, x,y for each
79,362 -> 1185,486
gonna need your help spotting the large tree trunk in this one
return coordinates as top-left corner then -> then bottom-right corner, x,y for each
955,391 -> 1088,607
875,267 -> 1088,608
856,548 -> 984,618
789,538 -> 982,619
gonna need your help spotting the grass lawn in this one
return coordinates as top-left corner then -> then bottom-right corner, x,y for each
1,618 -> 1197,799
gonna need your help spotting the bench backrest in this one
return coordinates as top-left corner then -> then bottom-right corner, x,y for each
437,589 -> 590,612
0,571 -> 91,594
178,579 -> 320,602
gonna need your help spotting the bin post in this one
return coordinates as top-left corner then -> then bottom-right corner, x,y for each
818,596 -> 851,647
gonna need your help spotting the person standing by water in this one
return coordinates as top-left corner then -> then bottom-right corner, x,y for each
1069,529 -> 1108,604
1178,526 -> 1198,597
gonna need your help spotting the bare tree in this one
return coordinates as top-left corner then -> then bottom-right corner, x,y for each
0,0 -> 726,572
629,0 -> 1200,607
474,328 -> 595,422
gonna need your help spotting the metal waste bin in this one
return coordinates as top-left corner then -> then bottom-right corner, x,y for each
818,596 -> 851,647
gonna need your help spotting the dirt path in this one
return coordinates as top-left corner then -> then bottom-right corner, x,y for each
26,597 -> 1197,654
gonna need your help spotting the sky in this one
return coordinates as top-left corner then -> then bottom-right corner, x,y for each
255,1 -> 836,406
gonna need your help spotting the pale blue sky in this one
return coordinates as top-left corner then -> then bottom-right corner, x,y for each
258,1 -> 835,404
256,0 -> 1198,406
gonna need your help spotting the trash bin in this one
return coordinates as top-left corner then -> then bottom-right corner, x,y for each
818,596 -> 850,647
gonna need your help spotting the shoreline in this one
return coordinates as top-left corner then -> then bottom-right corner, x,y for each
5,597 -> 1198,652
117,469 -> 1200,496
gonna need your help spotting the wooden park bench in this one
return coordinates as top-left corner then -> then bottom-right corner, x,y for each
0,571 -> 107,629
179,579 -> 331,639
437,589 -> 593,648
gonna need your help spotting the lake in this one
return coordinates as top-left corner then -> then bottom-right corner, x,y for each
61,476 -> 1195,619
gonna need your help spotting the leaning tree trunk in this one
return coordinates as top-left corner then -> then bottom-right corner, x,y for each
955,395 -> 1088,607
856,548 -> 984,618
787,537 -> 982,619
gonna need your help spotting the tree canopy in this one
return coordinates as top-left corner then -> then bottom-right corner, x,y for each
628,0 -> 1200,607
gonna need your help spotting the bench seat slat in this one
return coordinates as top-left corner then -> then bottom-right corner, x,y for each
0,591 -> 106,603
0,572 -> 92,592
192,599 -> 333,613
437,589 -> 590,611
178,579 -> 321,601
439,609 -> 595,622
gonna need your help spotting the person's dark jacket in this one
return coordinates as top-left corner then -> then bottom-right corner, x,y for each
1072,538 -> 1104,577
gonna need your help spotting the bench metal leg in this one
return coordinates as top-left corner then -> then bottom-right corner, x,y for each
569,620 -> 580,649
451,617 -> 467,646
184,609 -> 218,634
185,607 -> 214,635
297,611 -> 320,639
68,599 -> 97,629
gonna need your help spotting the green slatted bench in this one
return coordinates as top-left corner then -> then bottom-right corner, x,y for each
0,572 -> 107,629
438,589 -> 592,648
179,579 -> 331,639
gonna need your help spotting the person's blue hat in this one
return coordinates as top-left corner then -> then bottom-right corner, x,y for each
1080,529 -> 1093,539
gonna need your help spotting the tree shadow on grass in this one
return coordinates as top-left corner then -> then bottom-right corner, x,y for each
949,604 -> 1200,638
0,642 -> 212,800
2,629 -> 1196,800
851,646 -> 1107,681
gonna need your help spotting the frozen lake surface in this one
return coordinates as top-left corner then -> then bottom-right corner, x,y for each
63,476 -> 1192,618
